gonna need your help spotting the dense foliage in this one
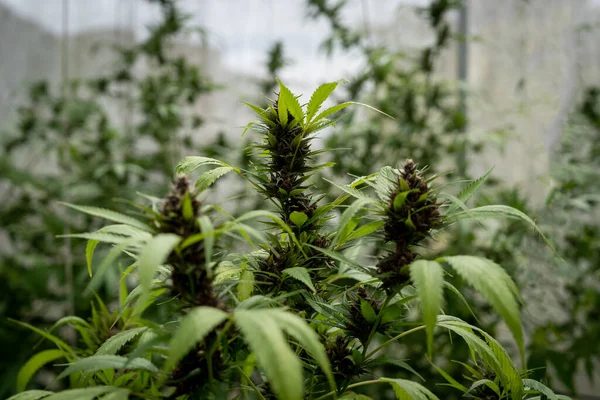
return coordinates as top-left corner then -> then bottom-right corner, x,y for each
10,80 -> 566,400
524,87 -> 600,393
2,0 -> 598,398
0,0 -> 215,394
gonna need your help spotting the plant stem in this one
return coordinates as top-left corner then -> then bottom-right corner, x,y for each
314,379 -> 380,400
236,366 -> 267,400
365,325 -> 426,360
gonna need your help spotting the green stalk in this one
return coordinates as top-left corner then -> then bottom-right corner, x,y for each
365,325 -> 426,360
236,366 -> 267,400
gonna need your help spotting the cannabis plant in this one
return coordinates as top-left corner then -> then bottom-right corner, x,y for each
0,0 -> 216,395
523,86 -> 600,395
12,81 -> 565,400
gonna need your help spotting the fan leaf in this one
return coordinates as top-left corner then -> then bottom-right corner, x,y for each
409,260 -> 444,358
17,350 -> 65,392
234,309 -> 303,400
441,256 -> 524,361
283,267 -> 316,292
60,203 -> 152,232
57,356 -> 157,380
163,306 -> 229,373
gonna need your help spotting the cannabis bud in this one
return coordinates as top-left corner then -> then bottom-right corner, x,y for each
377,159 -> 441,289
159,175 -> 222,309
325,335 -> 357,381
262,95 -> 318,230
345,287 -> 383,343
253,94 -> 333,295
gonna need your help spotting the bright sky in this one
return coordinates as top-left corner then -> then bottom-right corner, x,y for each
0,0 -> 431,86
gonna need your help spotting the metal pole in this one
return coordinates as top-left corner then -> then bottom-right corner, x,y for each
457,0 -> 469,177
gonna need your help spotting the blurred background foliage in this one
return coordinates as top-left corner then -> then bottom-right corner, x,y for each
0,0 -> 216,394
0,0 -> 599,398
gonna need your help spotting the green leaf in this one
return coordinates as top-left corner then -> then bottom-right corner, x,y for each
60,203 -> 152,232
372,166 -> 397,200
242,101 -> 267,116
368,358 -> 424,382
277,79 -> 304,126
198,216 -> 215,266
429,363 -> 468,392
85,240 -> 99,277
380,377 -> 440,399
17,350 -> 65,392
522,379 -> 558,400
95,327 -> 147,355
344,220 -> 385,242
399,177 -> 410,192
46,387 -> 128,400
85,239 -> 139,295
306,245 -> 371,274
437,316 -> 523,399
6,390 -> 54,400
306,81 -> 339,124
409,260 -> 444,358
95,224 -> 153,239
404,212 -> 416,230
312,102 -> 353,124
393,191 -> 415,212
136,234 -> 181,314
238,268 -> 255,301
181,191 -> 194,220
49,316 -> 92,332
175,156 -> 230,174
446,205 -> 555,254
447,167 -> 493,215
289,211 -> 308,227
277,87 -> 289,126
463,379 -> 500,396
333,199 -> 370,247
441,256 -> 524,360
267,309 -> 336,392
313,101 -> 393,126
196,166 -> 235,191
119,264 -> 134,308
234,309 -> 303,400
283,267 -> 316,292
98,389 -> 130,400
443,281 -> 479,324
57,355 -> 157,380
323,178 -> 374,203
465,379 -> 501,397
360,299 -> 377,323
62,232 -> 134,245
437,193 -> 469,215
11,320 -> 74,356
234,210 -> 304,251
163,306 -> 229,372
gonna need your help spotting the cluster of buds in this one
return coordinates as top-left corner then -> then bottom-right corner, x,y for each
158,175 -> 222,308
345,287 -> 383,343
158,176 -> 226,396
259,96 -> 320,231
255,95 -> 332,287
324,335 -> 358,383
169,335 -> 223,398
377,159 -> 441,289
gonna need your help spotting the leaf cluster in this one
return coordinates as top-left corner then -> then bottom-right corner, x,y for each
11,80 -> 566,400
